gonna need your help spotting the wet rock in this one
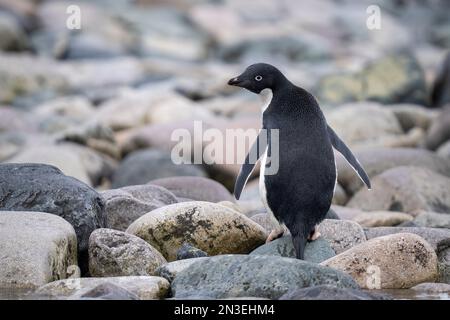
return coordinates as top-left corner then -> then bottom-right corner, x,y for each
172,255 -> 358,299
101,184 -> 178,231
348,166 -> 450,214
176,243 -> 208,260
149,176 -> 234,203
111,149 -> 206,188
89,228 -> 167,277
126,201 -> 266,261
317,219 -> 366,254
321,233 -> 438,289
36,276 -> 169,300
0,211 -> 77,289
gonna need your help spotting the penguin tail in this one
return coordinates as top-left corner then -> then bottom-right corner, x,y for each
291,231 -> 307,260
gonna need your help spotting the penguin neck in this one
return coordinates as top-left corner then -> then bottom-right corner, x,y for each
259,88 -> 273,113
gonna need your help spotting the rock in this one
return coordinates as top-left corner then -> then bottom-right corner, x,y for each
331,205 -> 365,220
176,243 -> 208,260
0,11 -> 29,51
317,54 -> 427,106
250,213 -> 279,234
437,141 -> 450,161
317,219 -> 366,254
325,207 -> 340,220
364,226 -> 450,263
413,211 -> 450,229
353,211 -> 413,227
431,52 -> 450,108
0,211 -> 77,289
88,228 -> 167,277
336,147 -> 450,195
155,257 -> 208,283
101,184 -> 178,231
326,102 -> 403,147
425,105 -> 450,150
149,176 -> 234,203
127,201 -> 266,261
171,255 -> 358,299
0,163 -> 106,269
390,104 -> 436,131
279,285 -> 391,300
111,149 -> 206,188
250,236 -> 335,263
332,183 -> 348,205
34,96 -> 95,121
35,276 -> 169,300
321,233 -> 438,289
348,166 -> 450,214
411,282 -> 450,293
80,282 -> 139,300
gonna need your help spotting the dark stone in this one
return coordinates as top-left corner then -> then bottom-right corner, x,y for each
431,52 -> 450,108
0,163 -> 106,272
176,243 -> 208,260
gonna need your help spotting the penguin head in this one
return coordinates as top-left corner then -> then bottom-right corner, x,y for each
228,63 -> 287,94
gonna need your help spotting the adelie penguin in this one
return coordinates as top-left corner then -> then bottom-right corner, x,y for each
228,63 -> 371,259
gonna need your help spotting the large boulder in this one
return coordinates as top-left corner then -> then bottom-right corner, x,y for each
0,163 -> 106,269
321,233 -> 438,289
35,276 -> 170,300
88,228 -> 167,277
126,201 -> 266,261
111,149 -> 206,188
171,255 -> 358,299
336,147 -> 450,194
101,184 -> 178,231
348,166 -> 450,214
0,211 -> 77,289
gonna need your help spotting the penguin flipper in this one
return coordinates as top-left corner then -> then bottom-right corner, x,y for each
327,125 -> 371,189
234,130 -> 267,200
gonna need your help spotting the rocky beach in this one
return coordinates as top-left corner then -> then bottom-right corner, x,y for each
1,0 -> 450,300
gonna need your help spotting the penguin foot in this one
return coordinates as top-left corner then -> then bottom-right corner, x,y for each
307,227 -> 321,241
266,229 -> 284,243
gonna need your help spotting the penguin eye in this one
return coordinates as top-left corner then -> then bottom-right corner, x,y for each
255,75 -> 263,81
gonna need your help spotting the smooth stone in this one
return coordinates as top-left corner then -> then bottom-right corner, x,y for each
321,233 -> 438,289
348,166 -> 450,214
0,211 -> 77,289
176,243 -> 208,260
35,276 -> 169,300
413,211 -> 450,229
80,282 -> 139,300
318,219 -> 367,254
437,141 -> 450,161
155,258 -> 208,283
425,105 -> 450,150
171,255 -> 358,299
88,228 -> 167,277
411,282 -> 450,293
0,163 -> 106,270
336,147 -> 450,195
279,285 -> 391,300
101,184 -> 178,231
389,104 -> 436,131
126,201 -> 266,261
111,149 -> 206,188
250,236 -> 335,263
149,176 -> 234,203
353,211 -> 413,227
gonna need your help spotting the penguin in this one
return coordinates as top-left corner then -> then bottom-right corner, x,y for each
228,63 -> 371,259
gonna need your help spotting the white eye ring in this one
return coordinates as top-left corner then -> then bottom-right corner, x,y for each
255,75 -> 262,81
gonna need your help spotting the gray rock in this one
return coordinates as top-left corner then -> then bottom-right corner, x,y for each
0,211 -> 77,289
348,166 -> 450,214
425,105 -> 450,150
0,11 -> 29,51
414,211 -> 450,229
431,52 -> 450,108
101,184 -> 178,231
176,243 -> 208,260
171,255 -> 358,299
35,276 -> 170,300
279,285 -> 391,300
80,282 -> 139,300
0,163 -> 106,271
88,228 -> 167,277
411,282 -> 450,293
112,149 -> 206,188
318,219 -> 367,254
149,176 -> 234,203
437,141 -> 450,161
250,236 -> 335,263
336,147 -> 450,195
155,258 -> 209,283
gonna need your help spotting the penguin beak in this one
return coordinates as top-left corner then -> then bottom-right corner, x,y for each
228,76 -> 243,86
